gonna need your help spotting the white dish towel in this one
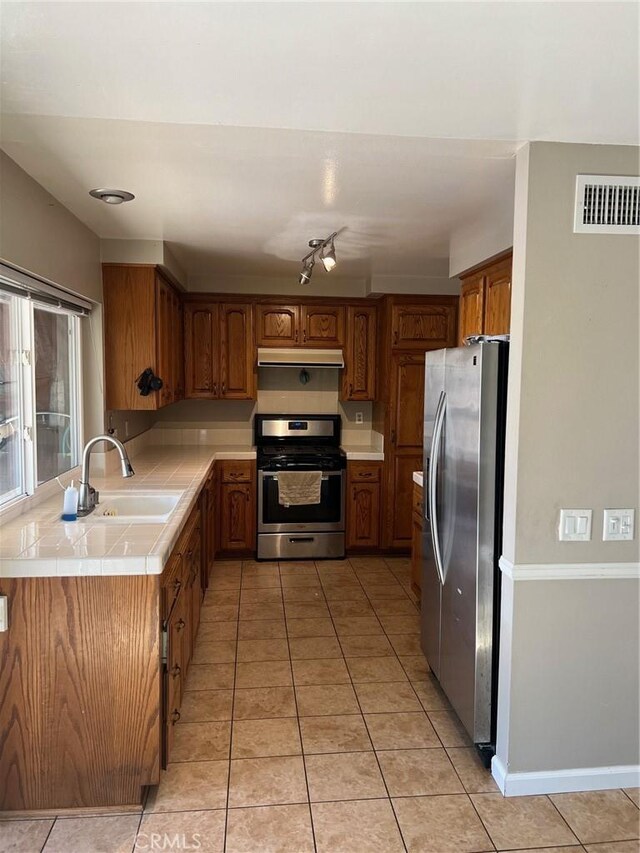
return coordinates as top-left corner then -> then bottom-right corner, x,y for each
277,471 -> 323,507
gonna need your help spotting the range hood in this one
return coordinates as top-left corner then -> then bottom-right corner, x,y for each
257,348 -> 345,368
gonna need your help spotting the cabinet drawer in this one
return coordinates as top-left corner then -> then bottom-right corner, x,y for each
348,462 -> 381,483
412,482 -> 424,516
220,460 -> 254,483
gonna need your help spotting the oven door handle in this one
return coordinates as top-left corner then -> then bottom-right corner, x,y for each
264,473 -> 340,481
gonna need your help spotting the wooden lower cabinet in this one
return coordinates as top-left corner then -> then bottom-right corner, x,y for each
0,575 -> 162,811
411,480 -> 424,600
217,460 -> 256,556
346,462 -> 382,550
388,453 -> 423,547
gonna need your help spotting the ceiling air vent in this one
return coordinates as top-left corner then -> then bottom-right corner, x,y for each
574,175 -> 640,234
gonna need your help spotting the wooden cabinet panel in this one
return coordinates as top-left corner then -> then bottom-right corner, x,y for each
458,273 -> 485,345
256,304 -> 300,346
219,303 -> 255,399
220,483 -> 255,552
484,261 -> 512,336
184,302 -> 218,398
342,305 -> 376,401
103,265 -> 158,411
173,290 -> 184,401
346,462 -> 382,550
347,482 -> 381,548
0,575 -> 161,810
301,305 -> 345,347
389,453 -> 423,547
391,304 -> 456,350
220,459 -> 253,483
156,274 -> 174,406
390,353 -> 425,450
458,252 -> 512,342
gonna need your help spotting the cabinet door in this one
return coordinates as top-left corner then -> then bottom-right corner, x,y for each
219,303 -> 255,399
220,483 -> 254,552
184,303 -> 219,398
186,526 -> 202,655
301,305 -> 345,347
256,304 -> 300,346
390,353 -> 425,450
484,260 -> 512,336
173,293 -> 184,401
389,453 -> 423,547
391,303 -> 456,350
458,273 -> 485,345
347,482 -> 381,548
103,265 -> 159,411
156,275 -> 175,406
342,305 -> 376,401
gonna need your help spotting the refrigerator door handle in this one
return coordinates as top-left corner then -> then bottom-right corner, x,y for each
429,390 -> 446,586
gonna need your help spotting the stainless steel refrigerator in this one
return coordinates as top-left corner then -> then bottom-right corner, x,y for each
420,338 -> 508,760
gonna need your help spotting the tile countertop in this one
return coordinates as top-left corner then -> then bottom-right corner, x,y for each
341,444 -> 384,461
413,471 -> 424,487
0,446 -> 254,579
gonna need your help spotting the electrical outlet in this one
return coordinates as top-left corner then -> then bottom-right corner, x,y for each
603,508 -> 635,541
355,412 -> 364,424
559,509 -> 592,541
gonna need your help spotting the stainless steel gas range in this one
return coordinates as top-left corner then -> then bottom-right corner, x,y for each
255,414 -> 346,560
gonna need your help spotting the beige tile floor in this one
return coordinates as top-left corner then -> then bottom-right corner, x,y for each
2,557 -> 638,853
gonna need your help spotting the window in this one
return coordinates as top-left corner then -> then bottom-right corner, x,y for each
0,266 -> 87,509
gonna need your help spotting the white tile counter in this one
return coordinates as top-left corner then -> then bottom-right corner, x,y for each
342,444 -> 385,461
413,470 -> 424,487
0,445 -> 255,578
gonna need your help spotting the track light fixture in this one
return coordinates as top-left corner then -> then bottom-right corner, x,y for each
298,232 -> 338,284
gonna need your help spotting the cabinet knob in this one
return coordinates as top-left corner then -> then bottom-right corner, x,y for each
170,664 -> 181,679
360,472 -> 372,478
295,329 -> 298,343
393,330 -> 399,344
221,382 -> 226,395
303,330 -> 307,342
391,430 -> 396,445
172,579 -> 182,593
213,382 -> 218,396
176,618 -> 186,631
170,709 -> 181,724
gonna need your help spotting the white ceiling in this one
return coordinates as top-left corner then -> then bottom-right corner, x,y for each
1,2 -> 638,280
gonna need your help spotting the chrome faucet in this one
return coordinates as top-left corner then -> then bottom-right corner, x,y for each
78,434 -> 135,517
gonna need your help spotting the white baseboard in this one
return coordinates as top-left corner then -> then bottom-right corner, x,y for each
492,754 -> 640,796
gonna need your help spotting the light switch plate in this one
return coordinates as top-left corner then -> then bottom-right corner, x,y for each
559,509 -> 592,541
603,508 -> 635,541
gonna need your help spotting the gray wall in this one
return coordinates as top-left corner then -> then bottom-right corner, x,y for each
0,152 -> 154,443
497,142 -> 640,779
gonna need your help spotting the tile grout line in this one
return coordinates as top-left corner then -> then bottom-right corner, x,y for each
220,560 -> 245,853
321,558 -> 410,853
285,559 -> 320,853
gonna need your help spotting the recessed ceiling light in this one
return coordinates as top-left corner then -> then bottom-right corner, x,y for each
89,188 -> 135,205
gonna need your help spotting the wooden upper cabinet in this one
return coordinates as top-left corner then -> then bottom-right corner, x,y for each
484,259 -> 512,336
103,264 -> 182,411
458,273 -> 485,345
219,303 -> 255,399
256,305 -> 300,346
458,252 -> 512,342
184,301 -> 255,400
184,303 -> 218,398
342,305 -> 376,401
391,303 -> 457,350
301,305 -> 345,347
